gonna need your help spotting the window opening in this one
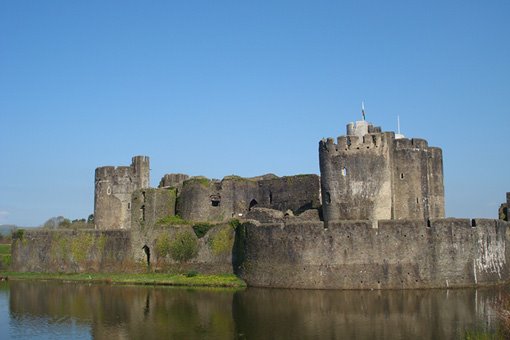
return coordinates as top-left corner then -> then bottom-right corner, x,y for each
140,205 -> 145,222
210,195 -> 221,207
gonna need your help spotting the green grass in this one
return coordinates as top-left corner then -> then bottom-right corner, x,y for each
0,272 -> 246,288
464,329 -> 504,340
155,215 -> 190,226
0,244 -> 11,255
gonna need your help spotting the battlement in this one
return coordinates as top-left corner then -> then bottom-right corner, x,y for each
320,132 -> 393,153
95,166 -> 133,179
132,155 -> 149,163
394,138 -> 429,150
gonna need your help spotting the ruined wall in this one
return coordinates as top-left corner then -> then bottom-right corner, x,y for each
177,175 -> 320,222
237,218 -> 510,289
319,133 -> 394,221
258,175 -> 321,214
131,188 -> 177,229
94,156 -> 150,229
158,173 -> 190,192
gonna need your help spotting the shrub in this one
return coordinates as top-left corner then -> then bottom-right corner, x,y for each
169,231 -> 198,262
186,270 -> 198,277
229,219 -> 241,229
192,223 -> 215,238
12,229 -> 24,240
155,233 -> 171,258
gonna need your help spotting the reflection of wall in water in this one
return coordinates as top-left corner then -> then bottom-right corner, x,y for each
232,288 -> 501,339
8,281 -> 236,339
7,281 -> 504,339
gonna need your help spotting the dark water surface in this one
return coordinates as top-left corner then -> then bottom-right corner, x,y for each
0,280 -> 505,339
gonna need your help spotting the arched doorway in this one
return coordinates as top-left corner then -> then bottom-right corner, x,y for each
249,199 -> 258,210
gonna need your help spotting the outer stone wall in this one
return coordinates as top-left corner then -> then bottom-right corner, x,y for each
11,229 -> 134,273
11,224 -> 235,274
237,218 -> 510,289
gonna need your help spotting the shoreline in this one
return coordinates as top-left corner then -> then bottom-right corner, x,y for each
0,272 -> 246,288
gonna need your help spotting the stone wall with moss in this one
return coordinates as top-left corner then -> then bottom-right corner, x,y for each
131,222 -> 237,274
10,222 -> 237,274
11,229 -> 135,273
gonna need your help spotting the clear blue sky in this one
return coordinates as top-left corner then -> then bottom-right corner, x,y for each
1,1 -> 509,226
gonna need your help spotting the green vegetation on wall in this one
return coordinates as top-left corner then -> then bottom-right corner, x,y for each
155,233 -> 172,258
169,231 -> 198,262
192,223 -> 215,238
210,226 -> 234,256
183,177 -> 211,187
47,232 -> 107,266
70,233 -> 95,262
156,215 -> 190,226
0,243 -> 11,270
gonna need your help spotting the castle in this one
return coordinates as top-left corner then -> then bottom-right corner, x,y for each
93,118 -> 444,229
11,116 -> 510,290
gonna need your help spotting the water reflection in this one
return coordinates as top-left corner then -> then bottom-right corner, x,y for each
3,280 -> 505,339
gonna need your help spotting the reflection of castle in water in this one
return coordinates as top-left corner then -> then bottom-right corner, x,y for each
6,281 -> 503,339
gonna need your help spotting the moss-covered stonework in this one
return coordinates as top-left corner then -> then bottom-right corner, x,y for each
11,223 -> 236,275
12,229 -> 134,273
210,225 -> 235,256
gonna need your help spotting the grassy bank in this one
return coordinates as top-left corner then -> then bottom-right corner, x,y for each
0,272 -> 246,288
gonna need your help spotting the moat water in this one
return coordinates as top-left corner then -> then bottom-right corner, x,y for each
0,280 -> 506,339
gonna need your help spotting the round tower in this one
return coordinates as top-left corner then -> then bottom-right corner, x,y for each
94,156 -> 150,230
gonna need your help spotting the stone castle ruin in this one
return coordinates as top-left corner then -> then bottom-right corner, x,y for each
11,116 -> 510,290
94,157 -> 321,230
93,119 -> 445,229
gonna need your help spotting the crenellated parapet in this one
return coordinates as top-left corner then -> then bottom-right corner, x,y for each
320,132 -> 393,154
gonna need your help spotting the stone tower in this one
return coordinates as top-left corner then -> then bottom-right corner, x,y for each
94,156 -> 150,229
319,120 -> 444,223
